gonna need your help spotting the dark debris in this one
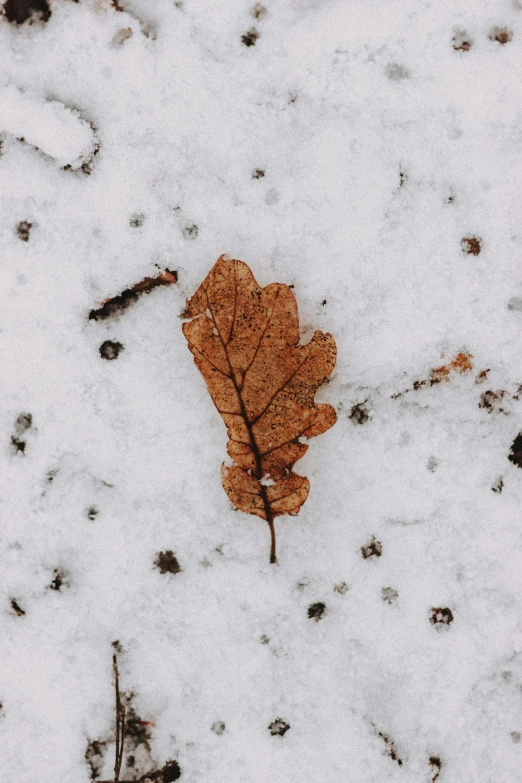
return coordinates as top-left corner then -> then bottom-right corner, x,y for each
361,536 -> 382,559
3,0 -> 51,24
241,28 -> 259,46
154,550 -> 181,575
430,607 -> 454,627
268,718 -> 290,736
508,433 -> 522,468
99,340 -> 124,360
17,221 -> 32,241
307,601 -> 326,621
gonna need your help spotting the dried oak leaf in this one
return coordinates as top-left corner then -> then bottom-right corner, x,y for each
182,256 -> 337,563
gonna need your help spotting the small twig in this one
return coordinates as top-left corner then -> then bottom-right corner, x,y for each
113,651 -> 125,783
97,649 -> 178,783
89,269 -> 178,321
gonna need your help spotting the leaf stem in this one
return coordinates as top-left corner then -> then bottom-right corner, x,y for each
268,517 -> 277,564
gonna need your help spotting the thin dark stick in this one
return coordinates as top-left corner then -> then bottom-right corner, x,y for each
113,652 -> 124,783
268,518 -> 277,564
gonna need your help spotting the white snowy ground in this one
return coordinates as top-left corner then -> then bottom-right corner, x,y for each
0,0 -> 522,780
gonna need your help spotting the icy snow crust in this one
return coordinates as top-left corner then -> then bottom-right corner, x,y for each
0,0 -> 522,781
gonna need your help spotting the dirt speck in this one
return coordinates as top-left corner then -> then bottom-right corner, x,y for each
10,437 -> 26,455
381,587 -> 398,604
453,30 -> 473,51
130,213 -> 145,227
378,731 -> 402,765
3,0 -> 51,24
241,28 -> 259,46
183,223 -> 199,239
489,26 -> 513,44
479,389 -> 505,413
252,168 -> 265,179
48,569 -> 67,591
211,721 -> 225,735
154,550 -> 181,575
307,601 -> 326,621
17,221 -> 32,241
361,536 -> 382,559
461,235 -> 481,255
10,598 -> 25,616
491,476 -> 504,493
429,755 -> 442,781
334,582 -> 348,595
268,718 -> 290,736
427,456 -> 438,472
430,606 -> 454,628
142,760 -> 182,782
85,739 -> 106,780
87,506 -> 99,520
99,340 -> 124,360
349,401 -> 370,425
250,3 -> 266,20
15,413 -> 32,433
508,433 -> 522,468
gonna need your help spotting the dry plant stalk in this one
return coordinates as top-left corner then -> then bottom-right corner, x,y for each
98,650 -> 181,783
183,256 -> 337,563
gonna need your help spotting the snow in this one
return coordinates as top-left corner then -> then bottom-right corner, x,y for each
0,0 -> 521,781
0,86 -> 97,169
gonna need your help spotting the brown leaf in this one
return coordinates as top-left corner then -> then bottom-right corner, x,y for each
182,256 -> 337,563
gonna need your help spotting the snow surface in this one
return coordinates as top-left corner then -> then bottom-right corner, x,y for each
0,86 -> 97,169
0,0 -> 522,781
